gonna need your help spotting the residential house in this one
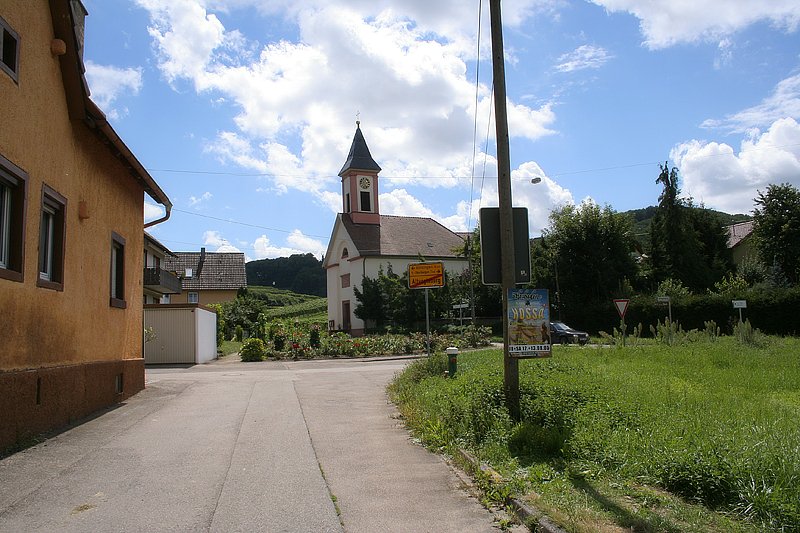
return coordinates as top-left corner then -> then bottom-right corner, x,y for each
164,249 -> 247,305
143,231 -> 181,304
0,1 -> 172,450
726,220 -> 755,266
322,123 -> 468,335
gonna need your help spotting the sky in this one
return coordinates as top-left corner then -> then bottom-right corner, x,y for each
81,0 -> 800,261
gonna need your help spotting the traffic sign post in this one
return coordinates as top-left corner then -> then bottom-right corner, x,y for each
656,295 -> 672,324
732,299 -> 747,324
613,299 -> 630,346
452,302 -> 469,326
408,262 -> 444,289
409,262 -> 446,356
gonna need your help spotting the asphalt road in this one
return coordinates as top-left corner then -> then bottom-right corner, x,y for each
0,357 -> 513,532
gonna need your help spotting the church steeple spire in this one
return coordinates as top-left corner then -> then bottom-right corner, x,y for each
339,121 -> 381,177
340,122 -> 381,225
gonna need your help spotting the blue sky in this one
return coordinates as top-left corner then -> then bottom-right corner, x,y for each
81,0 -> 800,260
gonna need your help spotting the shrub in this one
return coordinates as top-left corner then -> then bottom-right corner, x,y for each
239,338 -> 267,362
272,326 -> 287,351
235,325 -> 244,343
309,324 -> 321,348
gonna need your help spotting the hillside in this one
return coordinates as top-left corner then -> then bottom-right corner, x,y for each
623,206 -> 751,246
246,253 -> 326,296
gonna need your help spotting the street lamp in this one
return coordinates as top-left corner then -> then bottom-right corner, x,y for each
530,177 -> 542,184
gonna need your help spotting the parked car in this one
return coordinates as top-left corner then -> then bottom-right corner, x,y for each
549,321 -> 589,345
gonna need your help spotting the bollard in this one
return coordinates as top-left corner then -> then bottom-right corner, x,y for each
446,346 -> 458,378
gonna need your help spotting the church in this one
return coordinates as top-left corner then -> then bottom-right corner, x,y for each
323,123 -> 469,335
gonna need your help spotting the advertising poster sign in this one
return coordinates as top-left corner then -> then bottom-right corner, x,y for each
508,288 -> 551,358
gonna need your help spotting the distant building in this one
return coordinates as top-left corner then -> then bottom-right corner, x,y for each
726,221 -> 755,265
143,232 -> 181,304
165,249 -> 247,305
322,124 -> 468,335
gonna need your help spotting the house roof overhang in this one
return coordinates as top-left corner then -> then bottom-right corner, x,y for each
49,0 -> 172,222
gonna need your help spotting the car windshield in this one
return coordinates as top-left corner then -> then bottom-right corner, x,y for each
551,322 -> 569,331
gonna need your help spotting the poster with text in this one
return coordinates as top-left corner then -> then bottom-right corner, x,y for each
508,288 -> 551,358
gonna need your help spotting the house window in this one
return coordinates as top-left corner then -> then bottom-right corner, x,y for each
0,16 -> 19,82
110,232 -> 126,308
360,191 -> 371,212
0,154 -> 27,282
341,247 -> 348,259
37,184 -> 67,291
341,274 -> 350,288
188,292 -> 199,304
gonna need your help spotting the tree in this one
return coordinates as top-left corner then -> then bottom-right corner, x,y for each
649,162 -> 732,291
544,200 -> 638,308
752,183 -> 800,284
353,272 -> 387,330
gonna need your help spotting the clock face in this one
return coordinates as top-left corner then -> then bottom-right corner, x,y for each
359,177 -> 371,190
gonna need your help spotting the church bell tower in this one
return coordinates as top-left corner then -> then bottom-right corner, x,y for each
339,122 -> 381,225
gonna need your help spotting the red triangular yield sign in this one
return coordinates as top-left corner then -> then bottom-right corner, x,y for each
613,299 -> 629,318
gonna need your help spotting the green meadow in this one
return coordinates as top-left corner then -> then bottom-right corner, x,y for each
389,338 -> 800,531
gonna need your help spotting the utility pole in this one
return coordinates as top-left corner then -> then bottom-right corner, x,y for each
489,0 -> 520,420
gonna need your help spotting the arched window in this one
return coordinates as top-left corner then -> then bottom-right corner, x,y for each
341,247 -> 349,259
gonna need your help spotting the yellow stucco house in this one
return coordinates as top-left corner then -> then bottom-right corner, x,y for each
0,1 -> 172,451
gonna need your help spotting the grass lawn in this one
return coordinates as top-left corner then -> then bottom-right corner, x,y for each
218,340 -> 243,356
389,337 -> 800,532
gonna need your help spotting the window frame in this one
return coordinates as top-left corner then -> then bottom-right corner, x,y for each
341,273 -> 350,288
359,190 -> 371,212
110,231 -> 127,308
0,16 -> 20,83
37,184 -> 66,291
188,291 -> 199,304
0,155 -> 27,282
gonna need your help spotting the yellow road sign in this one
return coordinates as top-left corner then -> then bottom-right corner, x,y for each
408,262 -> 445,289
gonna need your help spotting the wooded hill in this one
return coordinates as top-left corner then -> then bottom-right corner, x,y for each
243,207 -> 749,298
246,253 -> 326,296
623,206 -> 751,247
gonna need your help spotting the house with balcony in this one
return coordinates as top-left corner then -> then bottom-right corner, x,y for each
143,231 -> 181,304
0,0 -> 172,451
165,248 -> 247,305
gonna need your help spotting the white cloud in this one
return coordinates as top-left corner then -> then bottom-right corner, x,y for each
189,191 -> 213,207
479,162 -> 574,235
84,60 -> 143,119
379,189 -> 437,218
555,45 -> 613,72
136,0 -> 226,84
136,0 -> 558,203
253,234 -> 302,259
701,73 -> 800,132
286,230 -> 326,258
671,117 -> 800,213
589,0 -> 800,48
203,230 -> 244,253
144,201 -> 165,223
713,38 -> 734,70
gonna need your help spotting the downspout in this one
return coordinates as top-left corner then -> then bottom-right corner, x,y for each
144,201 -> 172,228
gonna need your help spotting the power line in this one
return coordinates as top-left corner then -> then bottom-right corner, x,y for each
170,208 -> 329,238
467,0 -> 484,234
146,142 -> 800,181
